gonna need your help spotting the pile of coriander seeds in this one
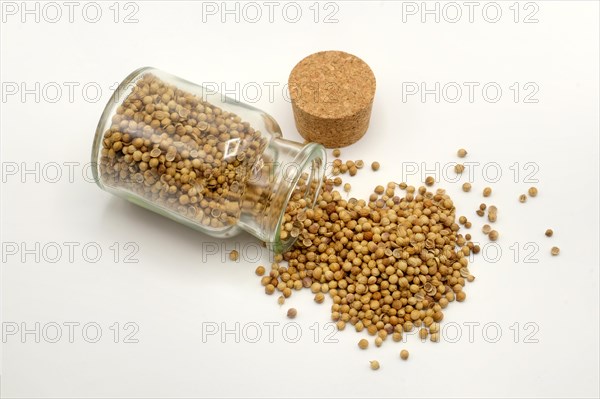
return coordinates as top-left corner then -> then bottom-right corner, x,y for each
252,147 -> 559,370
258,154 -> 479,360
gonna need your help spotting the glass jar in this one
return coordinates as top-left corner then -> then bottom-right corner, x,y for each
91,67 -> 326,253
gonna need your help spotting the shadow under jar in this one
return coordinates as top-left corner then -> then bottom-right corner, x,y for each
92,67 -> 326,253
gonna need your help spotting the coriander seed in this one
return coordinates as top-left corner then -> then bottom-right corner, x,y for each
519,194 -> 527,203
375,337 -> 383,347
545,229 -> 553,237
551,246 -> 560,256
482,224 -> 492,234
358,339 -> 369,350
332,148 -> 341,157
528,187 -> 538,197
229,250 -> 239,261
314,293 -> 325,304
462,183 -> 472,192
287,308 -> 297,319
425,176 -> 435,186
489,230 -> 499,241
455,164 -> 465,173
371,161 -> 380,171
255,266 -> 266,276
457,148 -> 467,158
370,360 -> 380,370
400,350 -> 409,360
483,187 -> 492,197
344,183 -> 351,192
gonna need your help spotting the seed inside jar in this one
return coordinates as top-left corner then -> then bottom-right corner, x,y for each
98,73 -> 273,232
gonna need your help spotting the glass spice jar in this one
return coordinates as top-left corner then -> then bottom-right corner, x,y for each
91,67 -> 326,253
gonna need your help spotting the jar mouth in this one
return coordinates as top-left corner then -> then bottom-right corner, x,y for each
268,143 -> 326,253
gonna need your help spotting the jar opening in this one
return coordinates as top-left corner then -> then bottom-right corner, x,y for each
269,143 -> 326,253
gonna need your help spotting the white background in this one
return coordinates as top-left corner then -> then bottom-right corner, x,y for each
1,1 -> 599,398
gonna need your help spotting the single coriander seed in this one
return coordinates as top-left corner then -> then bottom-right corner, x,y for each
229,250 -> 239,261
545,229 -> 553,237
482,224 -> 492,234
519,194 -> 527,203
358,339 -> 369,350
314,292 -> 325,304
462,183 -> 472,192
332,148 -> 341,157
356,160 -> 364,169
370,360 -> 380,371
277,296 -> 285,305
483,187 -> 492,197
455,164 -> 465,173
255,265 -> 265,276
287,308 -> 297,319
371,161 -> 380,171
375,337 -> 383,347
528,187 -> 538,197
457,148 -> 467,158
400,350 -> 409,360
489,230 -> 499,241
425,176 -> 435,186
551,246 -> 560,256
344,183 -> 351,192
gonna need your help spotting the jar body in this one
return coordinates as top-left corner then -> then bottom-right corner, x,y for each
92,67 -> 325,252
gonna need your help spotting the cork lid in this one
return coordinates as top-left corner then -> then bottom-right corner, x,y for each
288,51 -> 376,148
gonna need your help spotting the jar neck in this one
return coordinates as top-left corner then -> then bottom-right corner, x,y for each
238,139 -> 326,253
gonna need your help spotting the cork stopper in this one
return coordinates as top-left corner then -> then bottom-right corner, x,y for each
288,51 -> 376,148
